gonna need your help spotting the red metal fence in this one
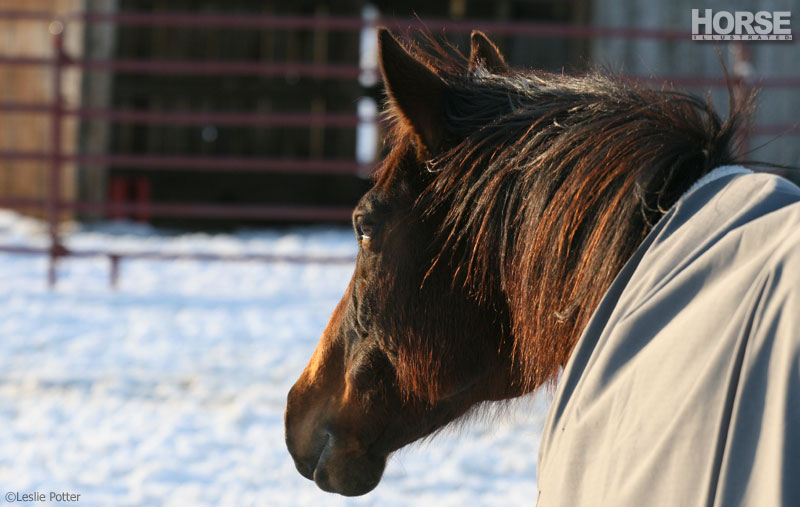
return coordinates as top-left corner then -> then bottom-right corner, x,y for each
0,9 -> 798,287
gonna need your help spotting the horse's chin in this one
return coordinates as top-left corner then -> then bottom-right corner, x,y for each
309,443 -> 387,496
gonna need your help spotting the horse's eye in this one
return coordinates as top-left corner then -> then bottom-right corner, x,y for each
355,216 -> 376,240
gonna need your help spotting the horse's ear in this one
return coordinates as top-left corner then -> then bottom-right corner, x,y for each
378,28 -> 446,156
469,31 -> 508,74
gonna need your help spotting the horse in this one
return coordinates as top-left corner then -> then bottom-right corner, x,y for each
285,29 -> 800,504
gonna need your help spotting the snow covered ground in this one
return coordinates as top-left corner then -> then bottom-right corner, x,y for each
0,211 -> 549,506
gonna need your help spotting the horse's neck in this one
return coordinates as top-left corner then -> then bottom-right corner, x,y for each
509,162 -> 727,391
555,165 -> 751,371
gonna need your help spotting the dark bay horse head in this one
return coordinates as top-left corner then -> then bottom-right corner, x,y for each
285,29 -> 745,496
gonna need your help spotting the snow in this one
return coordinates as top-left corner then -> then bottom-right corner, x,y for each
0,210 -> 549,506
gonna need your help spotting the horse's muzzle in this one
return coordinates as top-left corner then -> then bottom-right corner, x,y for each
286,423 -> 386,496
285,383 -> 387,496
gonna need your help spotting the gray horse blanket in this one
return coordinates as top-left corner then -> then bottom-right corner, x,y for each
537,168 -> 800,507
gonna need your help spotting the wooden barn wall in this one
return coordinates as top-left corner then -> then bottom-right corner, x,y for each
591,0 -> 800,168
0,0 -> 84,219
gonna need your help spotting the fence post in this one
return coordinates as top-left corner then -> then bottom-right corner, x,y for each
47,19 -> 66,288
109,254 -> 120,289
